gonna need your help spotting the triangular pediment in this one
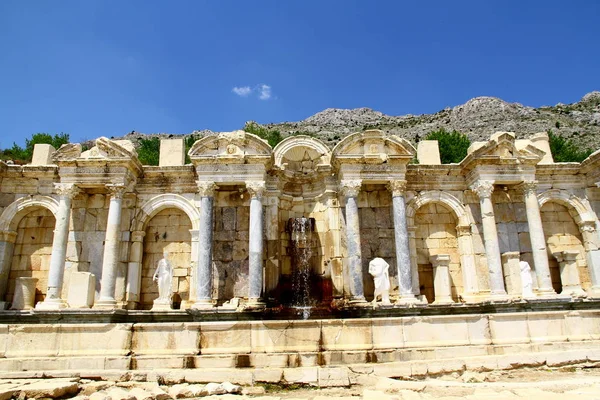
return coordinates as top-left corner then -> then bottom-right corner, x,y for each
80,137 -> 137,160
332,130 -> 415,167
188,130 -> 272,164
52,143 -> 82,162
463,132 -> 544,168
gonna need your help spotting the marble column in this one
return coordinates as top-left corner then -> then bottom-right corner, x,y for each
36,183 -> 79,310
430,254 -> 454,304
578,221 -> 600,297
387,180 -> 417,302
521,181 -> 555,295
340,180 -> 366,303
470,180 -> 507,297
0,230 -> 17,309
246,180 -> 266,306
125,230 -> 145,309
456,225 -> 480,300
192,181 -> 216,309
553,250 -> 586,297
95,184 -> 127,309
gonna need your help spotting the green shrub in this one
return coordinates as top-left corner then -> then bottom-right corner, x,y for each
243,122 -> 283,147
424,128 -> 470,164
1,133 -> 69,163
137,137 -> 160,166
548,130 -> 593,162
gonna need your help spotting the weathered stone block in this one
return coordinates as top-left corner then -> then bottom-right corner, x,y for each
159,139 -> 185,166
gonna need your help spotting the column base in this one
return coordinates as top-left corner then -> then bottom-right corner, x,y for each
486,292 -> 511,303
534,287 -> 558,299
395,294 -> 421,305
586,286 -> 600,299
93,298 -> 118,310
560,287 -> 587,299
244,298 -> 266,310
151,299 -> 173,311
432,297 -> 455,305
348,296 -> 368,305
35,298 -> 68,310
191,299 -> 215,310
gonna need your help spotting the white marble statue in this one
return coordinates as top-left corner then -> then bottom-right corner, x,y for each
153,251 -> 173,304
369,257 -> 391,305
519,260 -> 534,298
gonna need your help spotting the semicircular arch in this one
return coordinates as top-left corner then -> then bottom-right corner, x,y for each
0,195 -> 59,232
406,190 -> 473,228
273,135 -> 331,168
538,189 -> 598,224
133,194 -> 200,232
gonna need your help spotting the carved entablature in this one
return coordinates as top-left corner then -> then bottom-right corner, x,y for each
55,137 -> 142,189
462,132 -> 544,185
188,130 -> 272,167
580,148 -> 600,186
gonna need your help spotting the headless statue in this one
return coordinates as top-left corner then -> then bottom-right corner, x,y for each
369,257 -> 391,305
519,260 -> 534,298
153,251 -> 173,303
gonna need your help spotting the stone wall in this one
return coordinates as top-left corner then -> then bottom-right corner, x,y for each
358,185 -> 396,299
541,202 -> 590,292
212,189 -> 250,302
414,203 -> 461,302
141,208 -> 192,309
7,208 -> 55,304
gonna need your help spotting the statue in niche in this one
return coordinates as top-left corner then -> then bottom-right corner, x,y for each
369,257 -> 391,305
519,260 -> 534,298
153,251 -> 173,308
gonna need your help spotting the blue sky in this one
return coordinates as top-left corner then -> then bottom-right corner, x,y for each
1,1 -> 599,148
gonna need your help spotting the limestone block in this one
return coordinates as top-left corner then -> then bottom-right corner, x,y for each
371,318 -> 404,350
17,380 -> 79,399
321,319 -> 372,351
31,143 -> 56,165
530,132 -> 553,164
58,323 -> 133,357
159,139 -> 185,166
6,324 -> 59,357
184,369 -> 253,385
564,310 -> 600,340
132,323 -> 200,355
403,315 -> 471,347
251,320 -> 321,353
488,314 -> 530,345
67,272 -> 96,308
250,353 -> 289,368
10,277 -> 37,310
526,312 -> 567,343
283,367 -> 318,385
417,140 -> 441,165
199,321 -> 251,354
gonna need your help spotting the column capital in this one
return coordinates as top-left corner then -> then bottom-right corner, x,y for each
578,220 -> 597,233
554,250 -> 580,263
456,225 -> 472,237
518,180 -> 538,196
386,180 -> 407,197
245,181 -> 266,199
470,180 -> 495,199
196,181 -> 217,197
339,179 -> 362,198
106,184 -> 127,199
53,183 -> 79,198
0,230 -> 17,243
430,254 -> 451,267
131,230 -> 146,242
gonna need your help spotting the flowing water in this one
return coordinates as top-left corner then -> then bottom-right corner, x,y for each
289,217 -> 314,319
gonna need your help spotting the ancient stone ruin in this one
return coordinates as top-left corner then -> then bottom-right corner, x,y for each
0,129 -> 599,381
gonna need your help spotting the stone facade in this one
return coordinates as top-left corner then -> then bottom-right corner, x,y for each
0,130 -> 599,311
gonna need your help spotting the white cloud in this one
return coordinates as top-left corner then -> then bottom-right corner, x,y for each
232,86 -> 252,97
258,84 -> 271,100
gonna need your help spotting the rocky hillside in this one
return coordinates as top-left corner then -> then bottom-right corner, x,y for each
122,91 -> 600,150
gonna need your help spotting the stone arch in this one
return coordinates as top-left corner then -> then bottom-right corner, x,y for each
273,135 -> 331,168
132,194 -> 200,232
0,195 -> 59,232
538,189 -> 598,225
406,191 -> 473,229
538,189 -> 599,294
0,196 -> 59,306
406,190 -> 479,301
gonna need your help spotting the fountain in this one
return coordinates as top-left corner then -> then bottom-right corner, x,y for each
287,216 -> 316,319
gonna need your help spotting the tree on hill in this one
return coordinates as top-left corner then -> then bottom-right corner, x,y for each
424,128 -> 470,164
547,130 -> 593,162
1,133 -> 69,163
